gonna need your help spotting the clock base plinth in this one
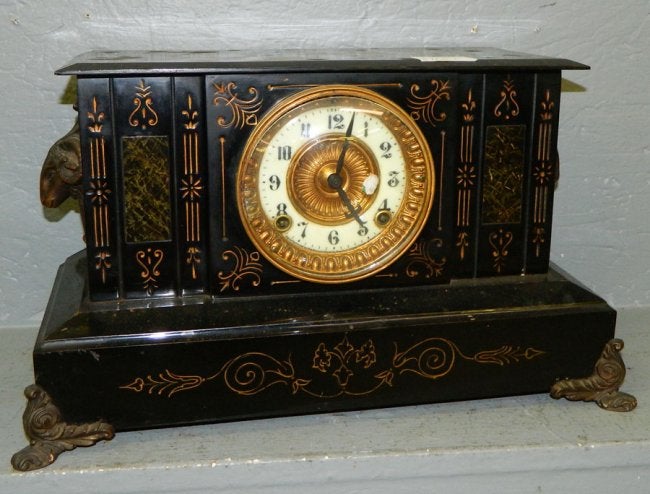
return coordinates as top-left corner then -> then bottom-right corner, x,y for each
26,252 -> 628,452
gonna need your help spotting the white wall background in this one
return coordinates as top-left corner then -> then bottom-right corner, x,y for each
0,0 -> 648,328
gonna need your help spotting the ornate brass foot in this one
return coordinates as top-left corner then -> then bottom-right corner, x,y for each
550,338 -> 637,412
11,384 -> 115,471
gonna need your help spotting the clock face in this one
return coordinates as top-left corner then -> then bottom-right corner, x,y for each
237,85 -> 434,283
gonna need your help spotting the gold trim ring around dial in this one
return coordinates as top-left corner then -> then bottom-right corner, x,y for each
286,134 -> 379,225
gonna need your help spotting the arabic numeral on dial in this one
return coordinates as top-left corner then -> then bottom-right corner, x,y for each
277,145 -> 292,160
276,203 -> 288,216
298,221 -> 308,238
375,199 -> 392,227
387,171 -> 400,187
357,225 -> 369,236
380,141 -> 392,158
328,113 -> 345,130
328,230 -> 340,245
268,175 -> 281,191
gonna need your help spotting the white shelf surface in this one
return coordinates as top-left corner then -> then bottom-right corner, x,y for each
2,308 -> 649,493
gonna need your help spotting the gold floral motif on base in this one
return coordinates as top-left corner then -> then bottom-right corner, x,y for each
120,335 -> 545,400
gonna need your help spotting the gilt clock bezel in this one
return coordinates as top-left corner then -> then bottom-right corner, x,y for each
236,84 -> 435,283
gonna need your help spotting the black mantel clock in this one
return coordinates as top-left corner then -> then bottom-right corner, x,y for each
12,48 -> 636,471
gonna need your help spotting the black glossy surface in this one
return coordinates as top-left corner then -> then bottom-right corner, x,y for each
34,252 -> 615,430
57,48 -> 588,75
76,64 -> 568,300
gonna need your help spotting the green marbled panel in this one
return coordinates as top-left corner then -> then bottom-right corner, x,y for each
122,136 -> 171,243
481,125 -> 525,225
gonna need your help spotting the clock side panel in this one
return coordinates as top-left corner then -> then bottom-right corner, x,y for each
113,76 -> 178,298
173,76 -> 210,295
78,78 -> 121,300
525,72 -> 562,273
476,72 -> 536,277
78,75 -> 210,300
449,73 -> 484,278
449,71 -> 563,278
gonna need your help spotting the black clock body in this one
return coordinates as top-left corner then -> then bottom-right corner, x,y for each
32,49 -> 616,431
60,48 -> 585,300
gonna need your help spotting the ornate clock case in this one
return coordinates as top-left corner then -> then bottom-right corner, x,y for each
12,48 -> 635,470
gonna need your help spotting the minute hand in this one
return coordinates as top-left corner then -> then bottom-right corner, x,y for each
328,112 -> 365,230
335,112 -> 356,176
334,184 -> 367,231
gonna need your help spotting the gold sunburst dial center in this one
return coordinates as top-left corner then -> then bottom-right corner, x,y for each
287,135 -> 379,225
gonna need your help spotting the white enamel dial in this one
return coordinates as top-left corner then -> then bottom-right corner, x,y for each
237,85 -> 434,283
259,104 -> 406,252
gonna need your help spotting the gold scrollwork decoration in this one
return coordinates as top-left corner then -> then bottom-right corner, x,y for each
120,370 -> 205,398
312,336 -> 377,388
532,163 -> 553,227
11,385 -> 114,472
181,93 -> 199,130
550,339 -> 637,412
129,79 -> 159,129
456,232 -> 470,261
88,126 -> 107,178
461,88 -> 476,122
181,177 -> 203,235
494,77 -> 520,120
87,96 -> 105,133
456,87 -> 478,260
540,89 -> 555,122
213,82 -> 263,129
181,94 -> 201,177
136,248 -> 164,295
393,337 -> 457,380
86,179 -> 111,248
407,79 -> 451,126
532,90 -> 555,230
218,246 -> 263,292
459,121 -> 475,164
86,95 -> 111,260
220,136 -> 228,239
221,352 -> 302,396
179,92 -> 203,280
473,345 -> 545,365
437,130 -> 447,230
531,227 -> 546,258
186,246 -> 202,280
533,161 -> 554,188
94,250 -> 112,284
182,126 -> 200,175
489,228 -> 513,273
405,239 -> 447,279
456,164 -> 476,227
120,335 -> 545,400
121,353 -> 308,398
181,93 -> 201,216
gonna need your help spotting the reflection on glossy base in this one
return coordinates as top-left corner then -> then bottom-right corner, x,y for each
11,384 -> 115,471
550,338 -> 637,412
